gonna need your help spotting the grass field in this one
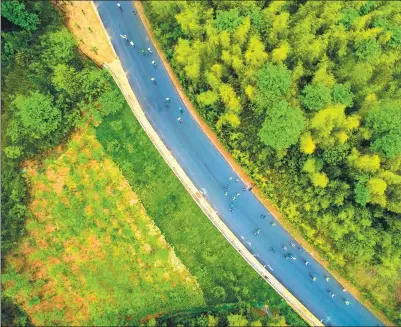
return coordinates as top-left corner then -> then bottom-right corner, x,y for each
2,128 -> 205,326
96,101 -> 306,326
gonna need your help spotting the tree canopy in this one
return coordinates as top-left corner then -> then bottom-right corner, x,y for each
259,100 -> 305,151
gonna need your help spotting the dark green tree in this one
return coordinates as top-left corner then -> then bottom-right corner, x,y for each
301,84 -> 332,111
259,100 -> 305,151
332,83 -> 354,108
365,101 -> 401,158
1,0 -> 39,31
255,63 -> 291,109
11,91 -> 61,140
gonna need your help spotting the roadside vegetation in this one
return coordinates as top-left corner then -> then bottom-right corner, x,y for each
96,98 -> 306,327
1,1 -> 305,326
149,302 -> 286,327
143,1 -> 401,324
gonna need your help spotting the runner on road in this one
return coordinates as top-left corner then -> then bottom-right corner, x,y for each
179,106 -> 184,113
130,40 -> 135,47
120,34 -> 127,40
117,2 -> 122,10
141,48 -> 145,55
150,77 -> 156,84
147,47 -> 152,54
152,60 -> 157,67
177,117 -> 183,124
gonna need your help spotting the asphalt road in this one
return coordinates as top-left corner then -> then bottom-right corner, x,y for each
95,2 -> 383,326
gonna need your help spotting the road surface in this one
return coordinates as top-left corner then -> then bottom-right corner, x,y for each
94,2 -> 383,326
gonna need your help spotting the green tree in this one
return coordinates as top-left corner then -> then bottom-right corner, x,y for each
355,38 -> 381,60
259,100 -> 305,151
255,63 -> 291,109
3,146 -> 23,159
332,83 -> 354,108
12,91 -> 61,140
41,27 -> 76,66
365,101 -> 401,158
207,315 -> 219,327
98,89 -> 125,116
301,84 -> 332,111
227,314 -> 248,327
1,0 -> 39,31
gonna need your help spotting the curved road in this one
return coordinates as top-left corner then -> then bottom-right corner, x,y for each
95,2 -> 383,326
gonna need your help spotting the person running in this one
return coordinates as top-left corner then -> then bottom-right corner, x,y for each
177,117 -> 183,124
141,48 -> 145,55
235,178 -> 239,183
305,261 -> 309,266
236,192 -> 240,197
151,60 -> 157,67
224,191 -> 228,196
147,47 -> 152,54
232,196 -> 236,201
165,97 -> 170,103
312,276 -> 317,281
178,106 -> 184,113
117,2 -> 122,10
150,77 -> 156,84
133,9 -> 137,15
120,34 -> 127,40
229,176 -> 233,181
345,300 -> 350,306
224,184 -> 228,190
271,221 -> 276,226
326,277 -> 330,282
130,40 -> 135,47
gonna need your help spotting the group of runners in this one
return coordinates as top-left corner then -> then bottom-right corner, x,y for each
118,2 -> 184,124
118,0 -> 352,309
224,173 -> 351,306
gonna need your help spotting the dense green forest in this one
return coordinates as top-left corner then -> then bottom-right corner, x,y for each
143,0 -> 401,323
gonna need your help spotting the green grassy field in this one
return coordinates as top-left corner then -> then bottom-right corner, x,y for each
2,129 -> 205,326
96,100 -> 306,326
